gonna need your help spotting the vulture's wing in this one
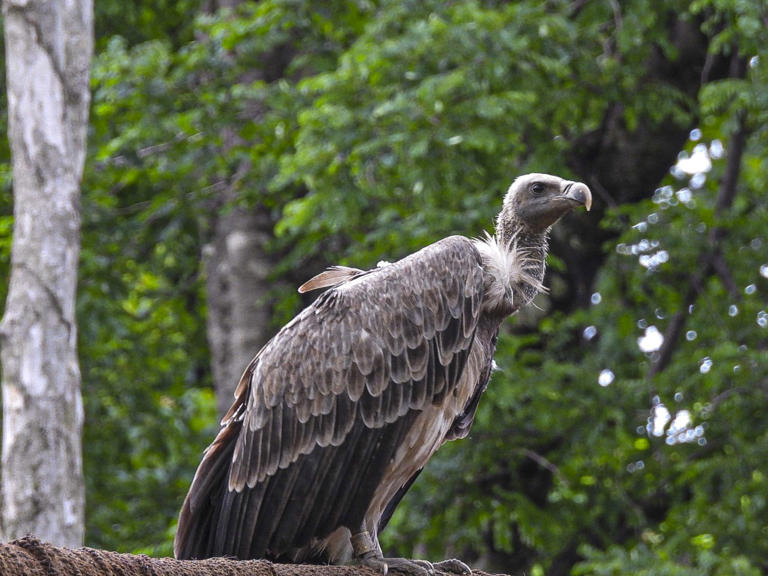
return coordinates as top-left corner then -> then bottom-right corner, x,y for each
175,235 -> 486,561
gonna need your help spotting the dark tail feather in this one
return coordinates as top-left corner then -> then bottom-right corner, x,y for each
174,420 -> 241,559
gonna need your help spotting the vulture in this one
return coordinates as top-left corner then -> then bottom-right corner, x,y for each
175,173 -> 591,574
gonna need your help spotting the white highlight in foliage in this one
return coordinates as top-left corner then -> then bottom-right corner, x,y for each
472,232 -> 545,310
598,369 -> 615,387
650,404 -> 671,437
668,410 -> 692,435
638,249 -> 669,269
638,325 -> 664,353
676,143 -> 712,175
709,140 -> 724,159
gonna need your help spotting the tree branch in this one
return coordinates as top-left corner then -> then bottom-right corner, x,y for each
0,536 -> 505,576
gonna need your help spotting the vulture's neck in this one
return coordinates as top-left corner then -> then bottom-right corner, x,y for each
473,218 -> 548,315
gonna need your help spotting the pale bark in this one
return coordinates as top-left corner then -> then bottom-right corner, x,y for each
201,0 -> 289,417
204,204 -> 275,417
0,0 -> 93,546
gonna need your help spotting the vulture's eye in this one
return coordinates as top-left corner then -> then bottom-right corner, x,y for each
531,182 -> 545,195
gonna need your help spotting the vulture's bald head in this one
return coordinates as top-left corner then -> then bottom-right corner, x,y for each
497,173 -> 591,239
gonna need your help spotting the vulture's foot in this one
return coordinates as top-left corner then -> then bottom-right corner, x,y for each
356,556 -> 471,575
350,530 -> 469,575
433,558 -> 472,574
357,555 -> 434,576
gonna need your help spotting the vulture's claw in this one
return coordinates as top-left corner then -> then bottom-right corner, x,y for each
357,555 -> 434,576
433,558 -> 472,574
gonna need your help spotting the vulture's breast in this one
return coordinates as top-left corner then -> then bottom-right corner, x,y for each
363,338 -> 487,532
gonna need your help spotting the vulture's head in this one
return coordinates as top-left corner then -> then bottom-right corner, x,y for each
497,173 -> 592,238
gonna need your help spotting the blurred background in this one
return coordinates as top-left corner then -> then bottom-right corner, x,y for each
0,1 -> 766,574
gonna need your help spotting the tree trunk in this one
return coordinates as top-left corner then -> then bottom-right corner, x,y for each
204,203 -> 275,417
201,0 -> 294,417
0,0 -> 93,546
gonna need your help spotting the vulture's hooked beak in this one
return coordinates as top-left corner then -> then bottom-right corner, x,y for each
504,175 -> 593,233
562,181 -> 592,212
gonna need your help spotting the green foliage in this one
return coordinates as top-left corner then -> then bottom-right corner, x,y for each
0,33 -> 12,308
95,0 -> 204,48
576,543 -> 761,576
274,0 -> 694,266
78,224 -> 216,553
80,31 -> 215,551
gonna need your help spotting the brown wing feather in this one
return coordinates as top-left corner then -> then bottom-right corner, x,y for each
297,265 -> 364,293
175,235 -> 485,561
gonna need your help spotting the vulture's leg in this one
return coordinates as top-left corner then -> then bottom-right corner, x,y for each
351,530 -> 434,576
